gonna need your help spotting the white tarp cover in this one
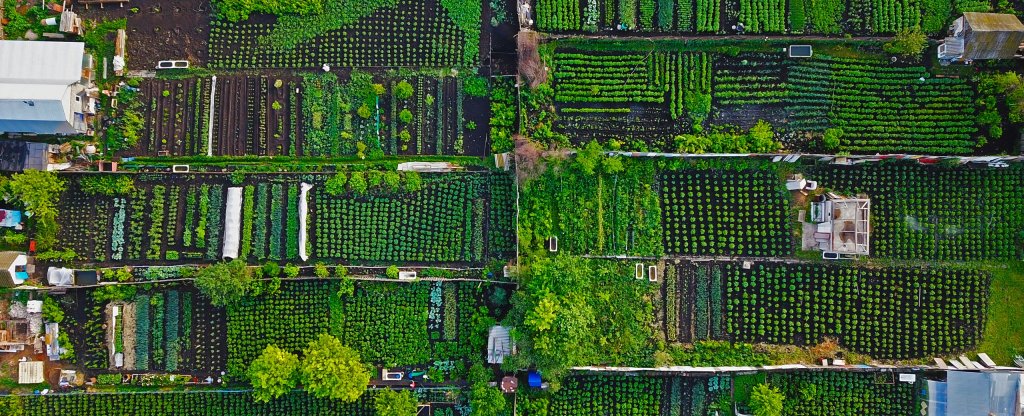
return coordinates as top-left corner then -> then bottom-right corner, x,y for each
222,187 -> 242,260
299,183 -> 312,261
487,326 -> 512,364
47,267 -> 72,286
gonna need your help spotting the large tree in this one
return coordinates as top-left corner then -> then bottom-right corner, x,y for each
750,383 -> 784,416
374,389 -> 419,416
509,255 -> 654,380
300,334 -> 370,401
194,260 -> 252,306
469,383 -> 507,416
248,345 -> 300,403
1,170 -> 66,250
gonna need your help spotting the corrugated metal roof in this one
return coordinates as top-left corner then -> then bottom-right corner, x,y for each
963,13 -> 1024,59
0,40 -> 84,85
965,12 -> 1024,32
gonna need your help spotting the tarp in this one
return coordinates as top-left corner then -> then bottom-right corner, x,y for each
487,326 -> 512,364
47,267 -> 72,286
299,183 -> 312,261
936,371 -> 1024,416
0,209 -> 22,226
222,187 -> 242,260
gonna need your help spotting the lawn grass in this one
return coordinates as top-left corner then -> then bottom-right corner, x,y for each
977,261 -> 1024,364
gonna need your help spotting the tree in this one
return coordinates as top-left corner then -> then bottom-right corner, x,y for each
884,28 -> 928,57
822,128 -> 844,150
374,389 -> 419,416
574,140 -> 604,175
750,383 -> 784,416
2,169 -> 65,222
283,263 -> 300,278
470,383 -> 507,416
325,172 -> 348,196
314,262 -> 330,278
394,81 -> 414,100
386,265 -> 400,279
248,345 -> 300,403
349,172 -> 368,195
194,260 -> 252,307
41,296 -> 64,323
300,334 -> 370,401
747,120 -> 779,153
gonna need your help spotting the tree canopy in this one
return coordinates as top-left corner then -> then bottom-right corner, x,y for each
373,389 -> 419,416
299,334 -> 370,401
248,345 -> 300,403
750,383 -> 784,416
194,260 -> 252,307
508,255 -> 654,380
469,383 -> 507,416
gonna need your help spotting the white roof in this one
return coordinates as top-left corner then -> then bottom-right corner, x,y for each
0,41 -> 85,134
0,41 -> 84,85
18,361 -> 44,384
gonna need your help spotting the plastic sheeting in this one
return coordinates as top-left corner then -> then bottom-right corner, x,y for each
299,183 -> 312,261
222,187 -> 242,260
47,267 -> 72,286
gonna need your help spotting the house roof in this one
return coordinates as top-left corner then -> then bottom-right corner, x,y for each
0,141 -> 50,172
963,13 -> 1024,59
0,251 -> 23,288
0,41 -> 85,134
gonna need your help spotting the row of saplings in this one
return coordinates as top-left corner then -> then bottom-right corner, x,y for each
247,335 -> 507,415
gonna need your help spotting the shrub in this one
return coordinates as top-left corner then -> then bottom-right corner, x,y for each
194,260 -> 252,307
464,76 -> 489,97
79,175 -> 135,196
272,101 -> 282,111
750,383 -> 784,416
349,172 -> 368,195
326,172 -> 349,196
399,109 -> 413,124
248,345 -> 300,403
374,389 -> 419,416
822,127 -> 844,150
884,28 -> 928,57
385,265 -> 400,279
283,264 -> 300,279
314,263 -> 330,278
300,334 -> 370,401
394,81 -> 414,100
357,104 -> 372,119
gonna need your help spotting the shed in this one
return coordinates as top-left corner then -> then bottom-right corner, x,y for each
0,251 -> 29,288
0,41 -> 92,135
18,361 -> 44,384
928,370 -> 1024,416
75,270 -> 98,286
939,13 -> 1024,62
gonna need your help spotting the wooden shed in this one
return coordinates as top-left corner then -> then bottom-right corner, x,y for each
939,13 -> 1024,62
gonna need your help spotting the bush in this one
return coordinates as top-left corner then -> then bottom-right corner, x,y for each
194,260 -> 252,307
394,81 -> 414,100
248,345 -> 300,403
326,172 -> 349,196
884,28 -> 928,57
357,104 -> 372,119
385,265 -> 400,279
284,264 -> 300,279
79,175 -> 135,196
464,76 -> 489,97
750,383 -> 784,416
374,389 -> 419,416
399,109 -> 413,124
822,127 -> 844,150
314,263 -> 330,278
300,334 -> 370,401
42,296 -> 64,323
349,172 -> 368,195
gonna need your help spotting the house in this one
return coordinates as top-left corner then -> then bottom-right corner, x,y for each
0,251 -> 30,287
939,13 -> 1024,63
806,193 -> 870,258
0,40 -> 96,135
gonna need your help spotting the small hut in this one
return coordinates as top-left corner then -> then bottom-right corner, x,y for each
939,13 -> 1024,62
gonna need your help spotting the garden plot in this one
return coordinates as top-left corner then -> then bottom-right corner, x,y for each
769,371 -> 917,416
226,280 -> 510,378
547,374 -> 733,416
301,71 -> 490,158
55,172 -> 514,265
721,261 -> 989,359
808,163 -> 1024,261
535,0 -> 971,35
519,157 -> 663,256
543,41 -> 993,155
59,285 -> 227,374
659,167 -> 792,257
22,390 -> 377,415
208,0 -> 484,69
125,76 -> 303,157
